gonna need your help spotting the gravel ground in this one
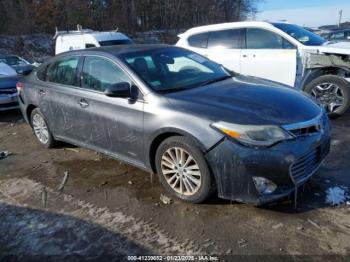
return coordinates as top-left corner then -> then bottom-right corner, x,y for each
0,109 -> 350,261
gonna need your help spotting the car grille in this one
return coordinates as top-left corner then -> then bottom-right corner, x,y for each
283,111 -> 326,137
0,102 -> 18,108
290,147 -> 321,184
0,88 -> 17,95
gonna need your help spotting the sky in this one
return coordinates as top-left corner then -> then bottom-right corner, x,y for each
255,0 -> 350,27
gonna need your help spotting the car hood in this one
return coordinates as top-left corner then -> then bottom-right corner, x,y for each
165,75 -> 322,126
302,43 -> 350,55
11,64 -> 35,75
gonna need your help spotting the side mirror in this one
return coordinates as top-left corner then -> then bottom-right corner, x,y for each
105,82 -> 133,98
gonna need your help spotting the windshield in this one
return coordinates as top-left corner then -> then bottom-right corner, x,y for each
273,23 -> 326,46
99,39 -> 133,46
0,56 -> 28,67
120,48 -> 231,93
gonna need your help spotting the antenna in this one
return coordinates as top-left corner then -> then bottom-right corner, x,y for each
338,10 -> 343,28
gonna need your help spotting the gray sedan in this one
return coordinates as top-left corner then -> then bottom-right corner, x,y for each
18,45 -> 330,204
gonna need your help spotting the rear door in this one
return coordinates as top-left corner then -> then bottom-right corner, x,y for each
206,28 -> 244,73
38,55 -> 83,139
240,28 -> 297,86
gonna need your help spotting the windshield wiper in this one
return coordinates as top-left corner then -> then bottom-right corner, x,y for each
198,75 -> 232,87
158,87 -> 189,94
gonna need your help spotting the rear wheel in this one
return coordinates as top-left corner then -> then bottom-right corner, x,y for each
304,75 -> 350,117
155,136 -> 212,203
30,108 -> 55,148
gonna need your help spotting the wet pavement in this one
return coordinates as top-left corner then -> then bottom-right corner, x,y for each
0,109 -> 350,260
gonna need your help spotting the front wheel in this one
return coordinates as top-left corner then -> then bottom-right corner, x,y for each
155,136 -> 213,203
304,75 -> 350,117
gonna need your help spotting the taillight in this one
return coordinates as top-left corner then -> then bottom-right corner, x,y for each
16,82 -> 24,92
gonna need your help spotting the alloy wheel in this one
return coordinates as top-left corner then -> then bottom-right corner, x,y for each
311,82 -> 345,113
161,147 -> 201,196
32,113 -> 49,144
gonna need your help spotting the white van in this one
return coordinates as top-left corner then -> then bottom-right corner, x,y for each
54,26 -> 133,55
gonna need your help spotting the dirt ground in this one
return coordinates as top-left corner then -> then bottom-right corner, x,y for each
0,109 -> 350,261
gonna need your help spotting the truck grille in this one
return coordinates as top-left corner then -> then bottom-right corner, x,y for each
290,147 -> 321,184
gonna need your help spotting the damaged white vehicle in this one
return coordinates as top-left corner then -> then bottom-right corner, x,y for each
177,22 -> 350,116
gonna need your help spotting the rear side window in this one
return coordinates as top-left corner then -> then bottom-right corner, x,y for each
47,56 -> 80,86
82,56 -> 130,92
246,28 -> 293,49
188,33 -> 208,48
208,29 -> 244,49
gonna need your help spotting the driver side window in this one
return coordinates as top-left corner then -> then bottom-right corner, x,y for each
246,28 -> 295,49
82,56 -> 130,92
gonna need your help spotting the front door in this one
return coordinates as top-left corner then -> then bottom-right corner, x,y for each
240,28 -> 297,87
75,55 -> 144,165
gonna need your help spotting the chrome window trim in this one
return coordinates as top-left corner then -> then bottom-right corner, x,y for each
282,110 -> 323,131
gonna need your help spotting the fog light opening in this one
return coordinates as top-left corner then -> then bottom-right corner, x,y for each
253,177 -> 277,195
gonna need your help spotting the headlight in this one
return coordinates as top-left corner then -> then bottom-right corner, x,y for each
211,121 -> 294,147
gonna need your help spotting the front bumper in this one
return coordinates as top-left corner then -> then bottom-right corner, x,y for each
0,93 -> 19,111
206,125 -> 331,205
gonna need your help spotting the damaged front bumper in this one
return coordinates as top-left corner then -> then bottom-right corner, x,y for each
206,123 -> 331,205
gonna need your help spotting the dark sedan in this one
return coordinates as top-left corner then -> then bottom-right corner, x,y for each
0,55 -> 35,75
18,45 -> 331,204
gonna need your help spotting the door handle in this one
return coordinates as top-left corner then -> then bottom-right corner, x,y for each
39,89 -> 46,95
78,99 -> 89,108
242,54 -> 248,58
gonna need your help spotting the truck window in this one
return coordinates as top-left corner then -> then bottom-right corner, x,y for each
85,44 -> 96,48
98,39 -> 133,46
246,28 -> 293,49
188,33 -> 209,48
208,29 -> 244,49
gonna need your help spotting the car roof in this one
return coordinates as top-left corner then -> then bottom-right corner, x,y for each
61,44 -> 177,57
179,21 -> 278,36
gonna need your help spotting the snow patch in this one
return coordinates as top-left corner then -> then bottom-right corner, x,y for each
325,186 -> 349,206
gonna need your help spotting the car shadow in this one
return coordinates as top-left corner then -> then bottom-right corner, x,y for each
0,202 -> 150,259
0,109 -> 23,123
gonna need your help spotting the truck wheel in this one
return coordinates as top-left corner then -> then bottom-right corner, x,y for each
304,75 -> 350,117
155,136 -> 213,203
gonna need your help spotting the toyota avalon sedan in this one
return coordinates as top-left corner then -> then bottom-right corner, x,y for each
17,45 -> 330,205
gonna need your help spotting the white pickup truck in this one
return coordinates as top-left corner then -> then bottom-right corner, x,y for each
176,21 -> 350,116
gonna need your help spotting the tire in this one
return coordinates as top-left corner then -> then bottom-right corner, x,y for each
155,136 -> 213,203
30,108 -> 55,148
304,75 -> 350,117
